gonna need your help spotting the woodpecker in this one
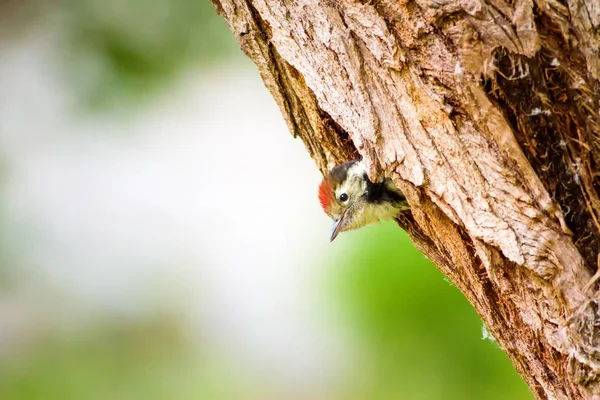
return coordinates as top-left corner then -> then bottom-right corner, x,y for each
318,160 -> 409,241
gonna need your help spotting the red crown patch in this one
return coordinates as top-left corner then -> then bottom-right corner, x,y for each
318,179 -> 334,214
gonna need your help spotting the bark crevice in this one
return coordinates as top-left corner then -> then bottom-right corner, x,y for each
485,47 -> 600,272
212,0 -> 600,397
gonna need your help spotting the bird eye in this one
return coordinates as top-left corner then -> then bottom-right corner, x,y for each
339,193 -> 349,202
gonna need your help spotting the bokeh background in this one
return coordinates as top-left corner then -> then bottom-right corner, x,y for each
0,1 -> 532,399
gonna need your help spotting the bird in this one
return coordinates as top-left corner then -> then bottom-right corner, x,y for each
318,159 -> 409,241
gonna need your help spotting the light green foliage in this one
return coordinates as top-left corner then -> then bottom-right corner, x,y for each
64,0 -> 239,109
0,318 -> 252,400
331,221 -> 533,400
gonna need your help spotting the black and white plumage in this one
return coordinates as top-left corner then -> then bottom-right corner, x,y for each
318,160 -> 409,241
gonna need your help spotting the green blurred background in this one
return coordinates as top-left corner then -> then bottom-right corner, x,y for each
0,1 -> 531,399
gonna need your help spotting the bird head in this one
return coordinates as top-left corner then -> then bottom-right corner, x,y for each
319,160 -> 407,241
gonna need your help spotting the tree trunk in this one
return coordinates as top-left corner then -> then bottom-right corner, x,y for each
210,0 -> 600,398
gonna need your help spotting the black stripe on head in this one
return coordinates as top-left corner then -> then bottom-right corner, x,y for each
364,180 -> 405,204
328,161 -> 357,185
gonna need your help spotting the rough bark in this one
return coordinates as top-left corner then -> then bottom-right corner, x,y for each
211,0 -> 600,398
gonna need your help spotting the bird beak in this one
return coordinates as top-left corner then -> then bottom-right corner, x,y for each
330,217 -> 343,242
331,208 -> 353,242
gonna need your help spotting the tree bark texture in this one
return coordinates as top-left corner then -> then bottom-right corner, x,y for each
211,0 -> 600,398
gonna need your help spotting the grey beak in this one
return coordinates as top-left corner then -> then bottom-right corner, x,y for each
330,218 -> 342,242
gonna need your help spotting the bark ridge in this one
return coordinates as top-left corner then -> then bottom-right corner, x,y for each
212,0 -> 600,398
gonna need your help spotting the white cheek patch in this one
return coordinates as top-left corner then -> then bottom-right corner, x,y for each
335,161 -> 368,202
347,160 -> 367,179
